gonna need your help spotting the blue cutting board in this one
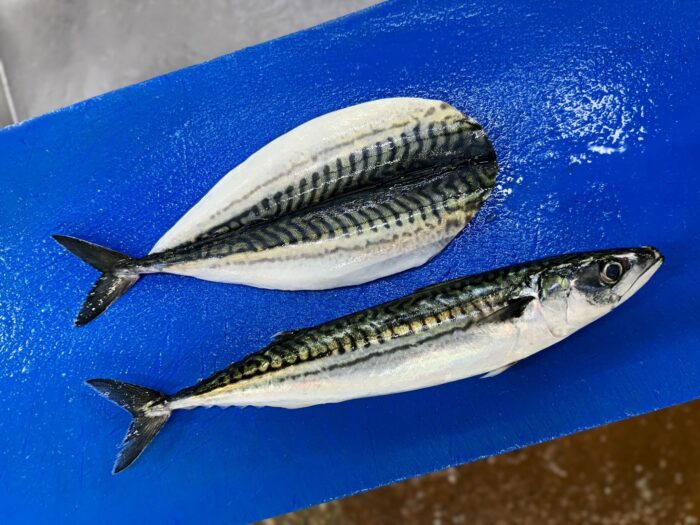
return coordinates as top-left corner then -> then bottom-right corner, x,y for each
1,1 -> 699,523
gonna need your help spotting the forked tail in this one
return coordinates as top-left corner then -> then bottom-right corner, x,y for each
52,235 -> 140,326
87,379 -> 171,474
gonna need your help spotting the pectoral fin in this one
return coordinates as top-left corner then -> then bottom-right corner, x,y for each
478,295 -> 534,324
477,296 -> 533,379
271,329 -> 305,343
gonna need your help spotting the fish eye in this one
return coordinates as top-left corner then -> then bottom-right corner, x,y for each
600,261 -> 624,285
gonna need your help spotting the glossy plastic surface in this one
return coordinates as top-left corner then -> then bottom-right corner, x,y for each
0,1 -> 698,523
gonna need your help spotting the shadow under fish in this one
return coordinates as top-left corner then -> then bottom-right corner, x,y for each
53,97 -> 498,326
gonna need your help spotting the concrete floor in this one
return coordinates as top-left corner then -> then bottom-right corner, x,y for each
0,0 -> 378,125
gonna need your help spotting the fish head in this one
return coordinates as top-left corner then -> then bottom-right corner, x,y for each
537,247 -> 664,337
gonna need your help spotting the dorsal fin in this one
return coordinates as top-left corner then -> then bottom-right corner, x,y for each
411,275 -> 470,296
411,265 -> 514,298
271,329 -> 305,343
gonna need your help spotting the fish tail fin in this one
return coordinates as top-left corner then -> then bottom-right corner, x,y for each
86,378 -> 171,474
52,235 -> 140,326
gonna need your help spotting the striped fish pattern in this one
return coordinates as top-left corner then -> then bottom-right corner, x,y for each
87,247 -> 663,472
151,97 -> 496,251
136,161 -> 496,289
53,97 -> 497,325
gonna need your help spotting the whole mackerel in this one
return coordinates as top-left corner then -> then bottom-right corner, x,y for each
88,246 -> 663,473
53,97 -> 497,326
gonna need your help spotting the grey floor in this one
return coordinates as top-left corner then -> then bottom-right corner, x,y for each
0,0 -> 378,127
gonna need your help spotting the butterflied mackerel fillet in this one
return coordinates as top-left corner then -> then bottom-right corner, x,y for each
53,97 -> 497,325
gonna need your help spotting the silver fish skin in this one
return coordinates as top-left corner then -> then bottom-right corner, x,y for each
53,97 -> 497,325
87,247 -> 663,473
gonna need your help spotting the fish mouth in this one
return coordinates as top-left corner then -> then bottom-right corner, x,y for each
639,245 -> 664,275
625,246 -> 664,299
641,245 -> 664,265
